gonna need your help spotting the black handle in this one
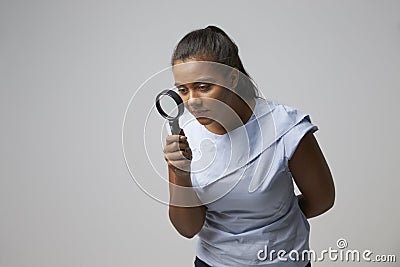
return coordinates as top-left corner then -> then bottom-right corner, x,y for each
169,119 -> 181,135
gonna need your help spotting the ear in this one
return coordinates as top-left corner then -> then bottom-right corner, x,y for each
228,68 -> 239,90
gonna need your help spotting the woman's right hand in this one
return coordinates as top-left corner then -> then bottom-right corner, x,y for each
164,131 -> 206,239
163,131 -> 192,176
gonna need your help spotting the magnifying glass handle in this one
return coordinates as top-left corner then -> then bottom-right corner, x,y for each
169,119 -> 181,135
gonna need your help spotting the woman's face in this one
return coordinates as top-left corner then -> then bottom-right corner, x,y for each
172,60 -> 239,134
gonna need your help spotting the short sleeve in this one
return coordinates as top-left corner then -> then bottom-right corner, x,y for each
283,115 -> 318,160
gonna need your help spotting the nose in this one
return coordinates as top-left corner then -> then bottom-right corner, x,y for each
186,90 -> 202,108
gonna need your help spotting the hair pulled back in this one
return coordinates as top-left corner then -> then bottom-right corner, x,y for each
171,25 -> 259,99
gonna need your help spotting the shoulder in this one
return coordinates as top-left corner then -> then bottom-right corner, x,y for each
255,98 -> 311,129
255,97 -> 300,117
270,101 -> 319,160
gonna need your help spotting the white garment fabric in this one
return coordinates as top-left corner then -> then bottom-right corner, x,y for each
171,98 -> 318,266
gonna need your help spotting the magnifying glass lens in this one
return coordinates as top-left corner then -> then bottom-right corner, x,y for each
158,94 -> 180,118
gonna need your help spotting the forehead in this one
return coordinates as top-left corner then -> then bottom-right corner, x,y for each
172,60 -> 230,86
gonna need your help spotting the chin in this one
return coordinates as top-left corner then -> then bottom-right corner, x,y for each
196,117 -> 214,125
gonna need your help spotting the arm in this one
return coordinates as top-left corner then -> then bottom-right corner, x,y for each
164,134 -> 207,239
288,131 -> 335,218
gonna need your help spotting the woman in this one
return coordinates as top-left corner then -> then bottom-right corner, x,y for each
163,25 -> 335,267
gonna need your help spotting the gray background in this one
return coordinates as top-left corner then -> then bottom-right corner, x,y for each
1,0 -> 399,266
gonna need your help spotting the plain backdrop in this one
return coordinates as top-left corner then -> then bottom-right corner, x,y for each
1,0 -> 399,266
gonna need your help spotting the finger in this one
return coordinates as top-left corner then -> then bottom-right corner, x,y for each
163,142 -> 177,154
166,134 -> 187,145
178,141 -> 190,151
164,137 -> 190,152
179,145 -> 192,160
163,141 -> 190,154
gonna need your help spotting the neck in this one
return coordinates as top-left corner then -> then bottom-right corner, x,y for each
206,96 -> 256,135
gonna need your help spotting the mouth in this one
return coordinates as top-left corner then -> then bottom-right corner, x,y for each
191,110 -> 209,117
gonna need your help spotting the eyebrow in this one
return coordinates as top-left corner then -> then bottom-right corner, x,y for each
174,77 -> 217,87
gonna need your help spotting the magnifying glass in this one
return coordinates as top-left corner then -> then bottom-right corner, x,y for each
155,89 -> 184,135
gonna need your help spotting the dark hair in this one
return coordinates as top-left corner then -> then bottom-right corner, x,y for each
171,25 -> 259,99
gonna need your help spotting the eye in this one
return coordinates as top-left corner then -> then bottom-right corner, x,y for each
177,87 -> 188,94
198,84 -> 210,91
